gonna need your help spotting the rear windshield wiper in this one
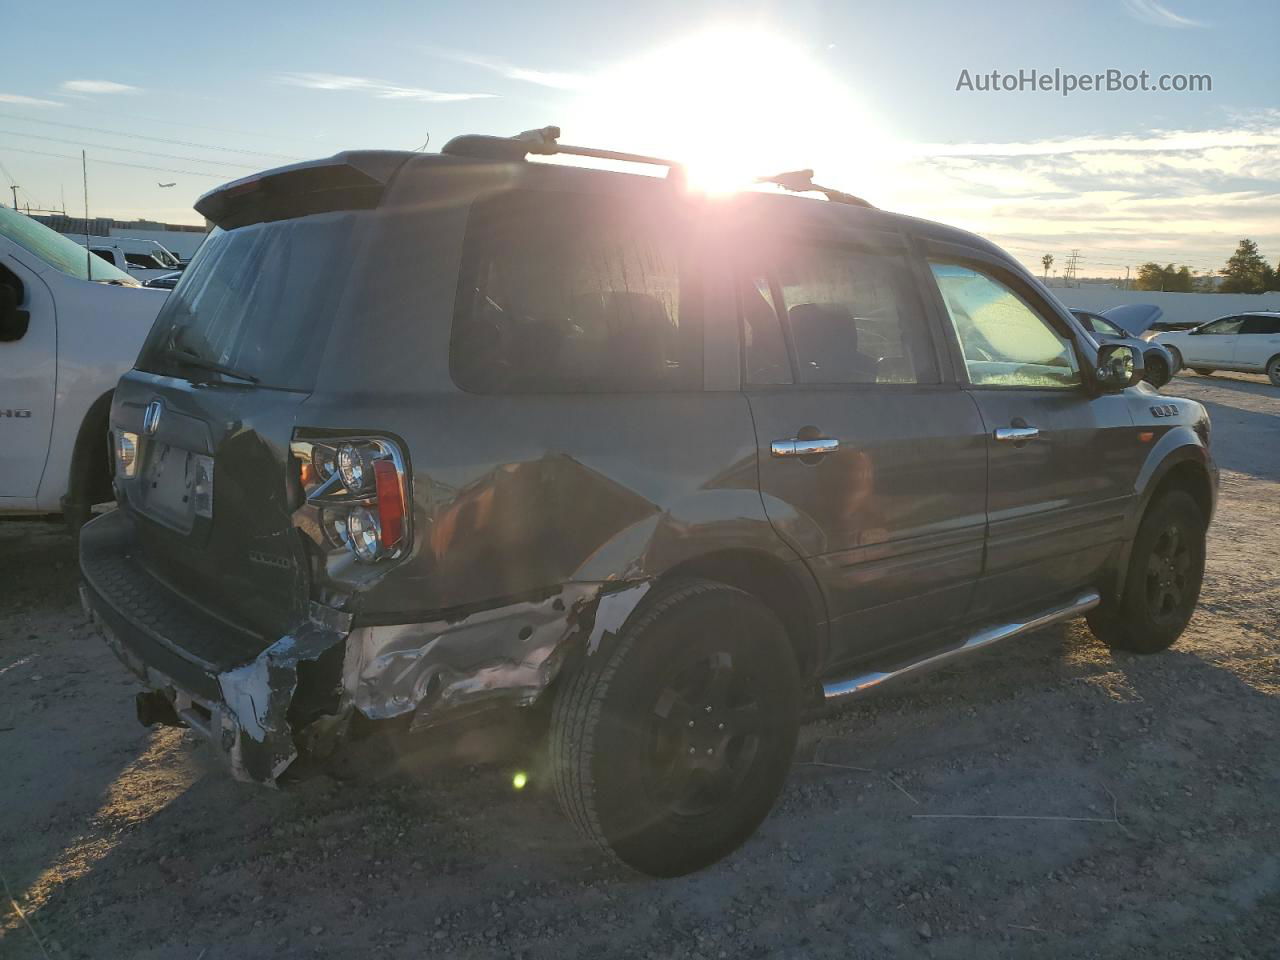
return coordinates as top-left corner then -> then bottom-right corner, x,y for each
162,347 -> 260,384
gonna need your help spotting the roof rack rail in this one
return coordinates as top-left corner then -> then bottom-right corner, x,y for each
441,128 -> 874,206
442,126 -> 685,179
755,169 -> 874,208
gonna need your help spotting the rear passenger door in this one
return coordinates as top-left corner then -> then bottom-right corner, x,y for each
1234,314 -> 1280,369
740,227 -> 988,667
925,255 -> 1136,619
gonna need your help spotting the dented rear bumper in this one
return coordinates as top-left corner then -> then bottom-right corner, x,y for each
79,509 -> 650,784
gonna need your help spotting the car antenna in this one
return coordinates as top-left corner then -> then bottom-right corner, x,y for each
755,169 -> 874,208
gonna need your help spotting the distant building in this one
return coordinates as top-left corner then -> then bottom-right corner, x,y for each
32,214 -> 209,259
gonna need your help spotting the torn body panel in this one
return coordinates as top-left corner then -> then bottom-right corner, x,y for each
216,622 -> 348,783
349,580 -> 651,731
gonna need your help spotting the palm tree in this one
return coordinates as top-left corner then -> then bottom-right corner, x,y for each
1041,254 -> 1054,280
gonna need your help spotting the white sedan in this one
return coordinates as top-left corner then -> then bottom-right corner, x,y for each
1155,312 -> 1280,386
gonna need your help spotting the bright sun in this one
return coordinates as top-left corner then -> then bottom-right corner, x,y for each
563,25 -> 895,196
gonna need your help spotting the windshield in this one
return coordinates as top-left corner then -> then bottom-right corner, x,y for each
136,212 -> 361,390
0,206 -> 136,284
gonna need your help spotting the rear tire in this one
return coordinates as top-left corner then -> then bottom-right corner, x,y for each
1087,491 -> 1205,654
1267,355 -> 1280,387
551,580 -> 800,877
1143,353 -> 1170,388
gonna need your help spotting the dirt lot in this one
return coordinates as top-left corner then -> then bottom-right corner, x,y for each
2,372 -> 1278,959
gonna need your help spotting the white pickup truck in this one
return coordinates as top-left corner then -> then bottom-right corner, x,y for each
72,235 -> 186,283
1,207 -> 167,528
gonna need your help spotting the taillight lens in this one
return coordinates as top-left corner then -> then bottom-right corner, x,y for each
373,458 -> 405,548
290,435 -> 410,563
115,430 -> 139,478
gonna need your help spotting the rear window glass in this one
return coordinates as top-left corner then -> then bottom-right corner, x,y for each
136,212 -> 361,390
450,190 -> 702,393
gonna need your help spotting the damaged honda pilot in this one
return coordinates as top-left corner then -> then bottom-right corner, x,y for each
81,127 -> 1217,877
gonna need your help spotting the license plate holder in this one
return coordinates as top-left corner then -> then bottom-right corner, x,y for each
139,442 -> 214,532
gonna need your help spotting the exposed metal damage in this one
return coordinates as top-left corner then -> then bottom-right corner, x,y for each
210,578 -> 653,784
216,622 -> 348,784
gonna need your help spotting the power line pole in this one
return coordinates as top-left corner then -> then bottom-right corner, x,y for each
83,150 -> 92,281
8,184 -> 18,211
1063,249 -> 1082,288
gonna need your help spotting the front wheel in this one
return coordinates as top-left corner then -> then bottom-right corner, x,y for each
1164,346 -> 1183,373
1087,491 -> 1206,654
551,580 -> 800,877
1267,355 -> 1280,387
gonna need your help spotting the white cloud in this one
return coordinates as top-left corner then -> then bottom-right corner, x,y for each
61,80 -> 141,94
0,92 -> 63,107
1121,0 -> 1206,29
447,53 -> 587,90
277,72 -> 494,102
876,117 -> 1280,273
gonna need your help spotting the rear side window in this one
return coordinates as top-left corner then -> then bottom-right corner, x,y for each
742,244 -> 937,385
450,191 -> 702,393
1241,315 -> 1280,335
136,212 -> 360,391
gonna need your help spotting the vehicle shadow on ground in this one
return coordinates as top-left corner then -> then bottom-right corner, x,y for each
791,618 -> 1279,955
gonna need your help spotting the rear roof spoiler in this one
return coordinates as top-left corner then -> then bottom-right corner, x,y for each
195,151 -> 414,229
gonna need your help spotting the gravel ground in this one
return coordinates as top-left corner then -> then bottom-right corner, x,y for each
2,371 -> 1277,959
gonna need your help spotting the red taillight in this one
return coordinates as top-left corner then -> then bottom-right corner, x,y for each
373,458 -> 405,548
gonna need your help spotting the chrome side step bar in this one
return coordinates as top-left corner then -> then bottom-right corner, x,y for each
822,589 -> 1101,701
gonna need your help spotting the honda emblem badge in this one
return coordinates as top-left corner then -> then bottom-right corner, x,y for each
143,399 -> 164,436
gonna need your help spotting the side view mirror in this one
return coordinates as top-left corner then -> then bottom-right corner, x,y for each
1095,342 -> 1142,392
0,284 -> 30,343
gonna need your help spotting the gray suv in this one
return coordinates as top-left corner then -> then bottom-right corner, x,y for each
80,128 -> 1217,877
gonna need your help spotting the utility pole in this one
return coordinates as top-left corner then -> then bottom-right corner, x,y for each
83,150 -> 92,281
1063,249 -> 1082,288
1124,265 -> 1130,290
8,184 -> 18,211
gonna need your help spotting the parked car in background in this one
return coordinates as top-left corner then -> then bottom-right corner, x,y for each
81,129 -> 1216,877
1071,305 -> 1175,387
143,272 -> 182,290
1155,312 -> 1280,386
72,236 -> 184,283
0,207 -> 167,528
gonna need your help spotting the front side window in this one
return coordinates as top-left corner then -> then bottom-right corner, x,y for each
451,191 -> 701,393
743,245 -> 937,386
1090,316 -> 1125,338
930,263 -> 1080,388
1198,316 -> 1243,335
125,252 -> 163,269
91,249 -> 117,266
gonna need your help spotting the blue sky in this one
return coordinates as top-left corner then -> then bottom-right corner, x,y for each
3,0 -> 1277,277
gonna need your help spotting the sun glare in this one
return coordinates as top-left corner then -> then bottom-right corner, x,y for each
564,25 -> 894,197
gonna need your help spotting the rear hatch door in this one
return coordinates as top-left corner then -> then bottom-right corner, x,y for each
115,155 -> 405,642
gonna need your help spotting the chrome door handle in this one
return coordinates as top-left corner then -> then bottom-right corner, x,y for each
994,426 -> 1040,443
772,437 -> 840,458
